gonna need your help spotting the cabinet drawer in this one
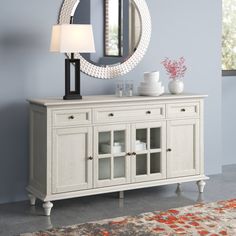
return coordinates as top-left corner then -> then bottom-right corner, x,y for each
167,102 -> 199,118
94,105 -> 165,124
52,109 -> 91,127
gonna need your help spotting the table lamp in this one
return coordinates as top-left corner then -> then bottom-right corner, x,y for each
50,24 -> 95,100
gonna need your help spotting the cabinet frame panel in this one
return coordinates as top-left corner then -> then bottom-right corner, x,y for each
52,127 -> 93,194
167,119 -> 200,178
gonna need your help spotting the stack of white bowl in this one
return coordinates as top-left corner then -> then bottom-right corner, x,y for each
138,71 -> 164,96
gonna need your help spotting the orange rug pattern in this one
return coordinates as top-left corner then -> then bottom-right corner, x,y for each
21,199 -> 236,236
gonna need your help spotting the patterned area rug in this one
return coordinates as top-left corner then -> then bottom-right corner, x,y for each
21,199 -> 236,236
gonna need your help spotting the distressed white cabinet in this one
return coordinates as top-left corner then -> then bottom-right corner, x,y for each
27,94 -> 208,216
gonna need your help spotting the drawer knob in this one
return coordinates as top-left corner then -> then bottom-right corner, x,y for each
88,156 -> 93,160
146,111 -> 151,114
181,108 -> 186,112
126,152 -> 132,156
68,115 -> 75,120
132,152 -> 137,156
108,113 -> 114,117
167,148 -> 172,152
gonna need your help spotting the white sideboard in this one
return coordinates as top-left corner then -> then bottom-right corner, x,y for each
27,94 -> 208,216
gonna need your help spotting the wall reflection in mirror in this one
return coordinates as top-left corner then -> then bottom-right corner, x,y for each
73,0 -> 141,66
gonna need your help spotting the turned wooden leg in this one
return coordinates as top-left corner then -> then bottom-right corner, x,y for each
119,191 -> 124,199
176,183 -> 183,193
197,193 -> 204,203
28,194 -> 36,206
43,202 -> 53,216
197,180 -> 206,193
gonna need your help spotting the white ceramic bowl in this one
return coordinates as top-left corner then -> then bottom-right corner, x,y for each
144,76 -> 160,83
139,84 -> 164,91
144,71 -> 160,81
113,146 -> 122,154
138,86 -> 164,96
144,71 -> 160,78
101,143 -> 124,154
140,81 -> 162,89
135,142 -> 147,151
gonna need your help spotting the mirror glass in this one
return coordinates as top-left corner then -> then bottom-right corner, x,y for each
73,0 -> 142,66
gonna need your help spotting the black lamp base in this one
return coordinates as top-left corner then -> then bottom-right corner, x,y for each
63,93 -> 82,100
64,58 -> 82,100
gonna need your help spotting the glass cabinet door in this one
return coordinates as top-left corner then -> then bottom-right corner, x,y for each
132,122 -> 166,183
94,125 -> 130,187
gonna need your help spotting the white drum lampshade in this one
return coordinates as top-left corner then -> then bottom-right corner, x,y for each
50,24 -> 95,53
50,24 -> 95,100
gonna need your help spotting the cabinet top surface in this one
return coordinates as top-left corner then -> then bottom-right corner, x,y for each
28,94 -> 207,107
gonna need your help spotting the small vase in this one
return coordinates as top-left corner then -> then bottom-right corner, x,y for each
168,79 -> 184,94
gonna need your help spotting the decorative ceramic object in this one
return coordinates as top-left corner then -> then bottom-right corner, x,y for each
162,57 -> 187,94
168,79 -> 184,94
138,71 -> 164,96
135,140 -> 147,151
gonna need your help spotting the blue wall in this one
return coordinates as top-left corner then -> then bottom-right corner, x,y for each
222,76 -> 236,165
0,0 -> 222,204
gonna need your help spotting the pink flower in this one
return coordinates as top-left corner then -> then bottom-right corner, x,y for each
161,57 -> 187,80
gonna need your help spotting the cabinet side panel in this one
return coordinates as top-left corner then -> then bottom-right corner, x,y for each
29,105 -> 47,194
200,99 -> 205,175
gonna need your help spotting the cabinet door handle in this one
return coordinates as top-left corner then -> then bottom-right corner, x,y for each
108,113 -> 114,117
167,148 -> 172,152
68,115 -> 75,120
132,152 -> 137,156
126,152 -> 132,156
181,108 -> 186,112
88,156 -> 93,160
146,111 -> 151,114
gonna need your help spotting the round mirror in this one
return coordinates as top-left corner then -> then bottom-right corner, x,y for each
73,0 -> 141,67
59,0 -> 151,79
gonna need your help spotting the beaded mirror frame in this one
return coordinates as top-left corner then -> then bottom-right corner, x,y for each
59,0 -> 151,79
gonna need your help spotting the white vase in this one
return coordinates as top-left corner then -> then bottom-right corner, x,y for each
168,79 -> 184,94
